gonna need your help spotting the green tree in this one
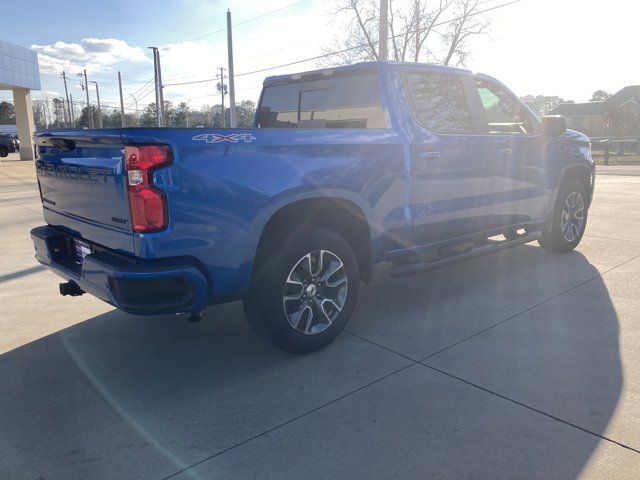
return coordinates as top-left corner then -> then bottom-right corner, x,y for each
237,100 -> 256,127
169,102 -> 190,127
0,101 -> 15,124
51,98 -> 66,127
140,103 -> 157,127
589,90 -> 611,102
523,95 -> 573,117
77,105 -> 98,128
590,90 -> 611,102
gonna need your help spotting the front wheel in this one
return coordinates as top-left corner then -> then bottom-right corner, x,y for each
243,225 -> 360,354
538,178 -> 589,253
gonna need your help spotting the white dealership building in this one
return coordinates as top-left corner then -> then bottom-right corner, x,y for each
0,40 -> 40,160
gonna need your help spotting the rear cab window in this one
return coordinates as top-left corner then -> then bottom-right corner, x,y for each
257,73 -> 389,129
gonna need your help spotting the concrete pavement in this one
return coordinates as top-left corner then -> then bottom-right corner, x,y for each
1,162 -> 640,479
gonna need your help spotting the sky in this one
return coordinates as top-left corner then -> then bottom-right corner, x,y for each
0,0 -> 638,113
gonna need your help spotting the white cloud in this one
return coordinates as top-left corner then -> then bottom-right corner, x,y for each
31,38 -> 150,75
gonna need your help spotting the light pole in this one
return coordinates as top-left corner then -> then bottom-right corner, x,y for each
90,81 -> 103,128
129,94 -> 140,127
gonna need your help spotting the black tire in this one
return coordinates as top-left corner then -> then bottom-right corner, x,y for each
538,177 -> 589,253
243,225 -> 360,354
0,146 -> 8,158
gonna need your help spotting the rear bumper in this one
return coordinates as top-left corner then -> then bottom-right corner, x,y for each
30,225 -> 209,315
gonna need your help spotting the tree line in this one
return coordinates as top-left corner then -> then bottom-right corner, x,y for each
23,98 -> 257,130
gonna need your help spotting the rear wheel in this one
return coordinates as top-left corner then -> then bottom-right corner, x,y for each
538,177 -> 589,253
0,146 -> 8,157
243,225 -> 360,354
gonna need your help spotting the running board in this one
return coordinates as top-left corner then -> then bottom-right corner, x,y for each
389,230 -> 542,278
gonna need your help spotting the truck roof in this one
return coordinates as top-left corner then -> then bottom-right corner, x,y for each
263,61 -> 473,87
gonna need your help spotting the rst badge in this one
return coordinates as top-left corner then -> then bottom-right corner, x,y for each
192,133 -> 256,144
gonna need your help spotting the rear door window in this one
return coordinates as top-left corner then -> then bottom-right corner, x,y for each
257,74 -> 388,129
402,72 -> 473,134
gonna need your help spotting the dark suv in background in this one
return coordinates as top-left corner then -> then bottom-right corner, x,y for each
0,134 -> 17,157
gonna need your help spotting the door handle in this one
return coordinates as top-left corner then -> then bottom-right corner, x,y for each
417,151 -> 441,160
496,148 -> 513,156
415,151 -> 440,175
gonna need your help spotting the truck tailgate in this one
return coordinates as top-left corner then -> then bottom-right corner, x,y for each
35,130 -> 134,253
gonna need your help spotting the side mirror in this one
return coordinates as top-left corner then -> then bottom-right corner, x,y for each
542,115 -> 567,137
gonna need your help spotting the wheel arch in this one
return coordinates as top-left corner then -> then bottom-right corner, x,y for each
247,193 -> 374,283
560,164 -> 594,205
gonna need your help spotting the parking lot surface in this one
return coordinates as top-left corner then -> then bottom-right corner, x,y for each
1,161 -> 640,479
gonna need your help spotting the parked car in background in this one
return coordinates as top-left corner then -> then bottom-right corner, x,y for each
30,61 -> 594,353
0,134 -> 17,157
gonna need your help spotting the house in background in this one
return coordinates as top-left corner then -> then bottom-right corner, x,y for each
550,85 -> 640,138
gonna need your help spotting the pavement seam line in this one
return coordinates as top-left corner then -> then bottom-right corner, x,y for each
419,251 -> 640,362
346,327 -> 640,456
583,234 -> 640,245
160,358 -> 417,479
421,363 -> 640,455
0,196 -> 42,216
344,330 -> 420,362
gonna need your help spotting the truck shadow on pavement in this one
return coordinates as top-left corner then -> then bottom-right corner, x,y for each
0,246 -> 625,479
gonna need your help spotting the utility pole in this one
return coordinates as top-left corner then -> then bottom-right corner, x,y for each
156,50 -> 165,126
90,81 -> 103,128
41,103 -> 48,129
226,9 -> 237,127
379,0 -> 389,61
148,47 -> 165,127
42,98 -> 49,129
69,93 -> 75,125
129,94 -> 140,127
118,71 -> 126,127
78,69 -> 93,128
216,67 -> 227,128
61,71 -> 71,127
151,47 -> 160,126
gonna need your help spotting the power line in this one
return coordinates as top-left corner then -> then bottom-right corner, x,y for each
56,0 -> 525,109
164,77 -> 224,87
162,0 -> 526,89
124,83 -> 156,109
126,78 -> 155,100
90,0 -> 310,75
188,0 -> 310,42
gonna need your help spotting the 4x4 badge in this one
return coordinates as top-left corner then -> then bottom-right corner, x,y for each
192,133 -> 256,144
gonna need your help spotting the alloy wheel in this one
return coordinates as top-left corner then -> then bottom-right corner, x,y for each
282,249 -> 348,335
561,191 -> 585,242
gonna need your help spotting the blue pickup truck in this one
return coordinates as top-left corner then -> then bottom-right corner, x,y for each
31,61 -> 594,353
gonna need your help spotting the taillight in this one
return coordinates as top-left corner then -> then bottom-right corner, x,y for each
125,145 -> 172,232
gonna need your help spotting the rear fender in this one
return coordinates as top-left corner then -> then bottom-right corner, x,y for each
242,189 -> 376,279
